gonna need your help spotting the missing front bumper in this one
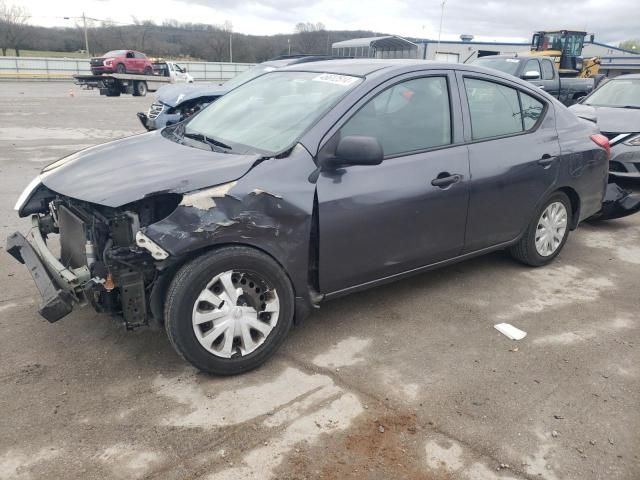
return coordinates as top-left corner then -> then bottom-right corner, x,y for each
6,215 -> 91,322
6,232 -> 74,322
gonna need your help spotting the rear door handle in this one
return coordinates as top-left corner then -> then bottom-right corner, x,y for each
431,173 -> 463,188
538,154 -> 555,167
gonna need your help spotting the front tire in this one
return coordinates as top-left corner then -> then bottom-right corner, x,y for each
509,192 -> 572,267
165,246 -> 294,375
116,63 -> 126,74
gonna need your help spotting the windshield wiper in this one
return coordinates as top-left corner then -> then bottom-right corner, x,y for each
183,132 -> 233,151
621,105 -> 640,110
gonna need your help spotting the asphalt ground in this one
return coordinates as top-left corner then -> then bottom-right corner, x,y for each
0,81 -> 638,480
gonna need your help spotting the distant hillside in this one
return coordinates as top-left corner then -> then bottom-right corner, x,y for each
4,22 -> 385,62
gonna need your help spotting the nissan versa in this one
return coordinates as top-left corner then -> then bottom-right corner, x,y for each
8,60 -> 610,375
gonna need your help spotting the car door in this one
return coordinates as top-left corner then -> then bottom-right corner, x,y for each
134,52 -> 146,73
125,51 -> 136,71
522,58 -> 543,87
457,72 -> 561,252
539,58 -> 560,97
316,72 -> 470,294
174,64 -> 186,82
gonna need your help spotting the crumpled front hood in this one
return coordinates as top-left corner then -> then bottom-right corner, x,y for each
155,82 -> 228,107
40,131 -> 262,207
569,104 -> 640,133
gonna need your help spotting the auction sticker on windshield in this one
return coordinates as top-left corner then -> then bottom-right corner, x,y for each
313,73 -> 359,86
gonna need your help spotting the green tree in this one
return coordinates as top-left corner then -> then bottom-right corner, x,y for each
619,39 -> 640,52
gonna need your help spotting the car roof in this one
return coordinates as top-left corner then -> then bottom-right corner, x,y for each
278,58 -> 529,80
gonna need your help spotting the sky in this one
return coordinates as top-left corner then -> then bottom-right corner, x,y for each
17,0 -> 640,45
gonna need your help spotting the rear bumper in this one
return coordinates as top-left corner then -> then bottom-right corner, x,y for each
6,216 -> 90,322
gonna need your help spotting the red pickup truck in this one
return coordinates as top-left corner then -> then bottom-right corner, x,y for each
90,50 -> 154,75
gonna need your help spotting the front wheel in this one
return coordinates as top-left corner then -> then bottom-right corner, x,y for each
509,192 -> 572,267
116,63 -> 126,74
143,66 -> 153,75
164,246 -> 294,375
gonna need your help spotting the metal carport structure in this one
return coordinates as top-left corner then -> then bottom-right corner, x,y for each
331,36 -> 419,59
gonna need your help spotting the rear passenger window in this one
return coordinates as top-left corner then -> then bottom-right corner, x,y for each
340,76 -> 451,157
520,92 -> 544,130
541,60 -> 555,80
464,78 -> 545,140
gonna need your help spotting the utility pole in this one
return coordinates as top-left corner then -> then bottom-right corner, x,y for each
436,0 -> 446,60
229,31 -> 233,62
82,12 -> 89,55
288,38 -> 291,55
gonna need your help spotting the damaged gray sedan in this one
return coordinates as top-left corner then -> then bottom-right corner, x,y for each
8,60 -> 610,375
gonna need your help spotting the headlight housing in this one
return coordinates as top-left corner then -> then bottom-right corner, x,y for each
623,134 -> 640,146
14,176 -> 42,212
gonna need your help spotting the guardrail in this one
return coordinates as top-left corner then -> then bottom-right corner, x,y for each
0,56 -> 255,82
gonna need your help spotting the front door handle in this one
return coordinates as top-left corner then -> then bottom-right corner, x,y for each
538,154 -> 555,167
431,173 -> 463,188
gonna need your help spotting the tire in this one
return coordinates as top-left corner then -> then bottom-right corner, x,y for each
132,81 -> 147,97
509,191 -> 572,267
143,66 -> 153,75
105,89 -> 121,97
116,63 -> 126,74
165,246 -> 295,375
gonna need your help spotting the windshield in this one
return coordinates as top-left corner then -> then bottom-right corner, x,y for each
104,50 -> 126,57
584,79 -> 640,108
471,57 -> 521,76
223,64 -> 278,90
185,71 -> 362,154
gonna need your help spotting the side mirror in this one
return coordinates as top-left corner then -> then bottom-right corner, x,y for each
321,135 -> 383,169
521,70 -> 541,80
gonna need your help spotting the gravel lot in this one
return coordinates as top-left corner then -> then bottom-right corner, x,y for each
0,81 -> 638,480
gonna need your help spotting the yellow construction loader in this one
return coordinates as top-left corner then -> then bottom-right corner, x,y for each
529,30 -> 600,78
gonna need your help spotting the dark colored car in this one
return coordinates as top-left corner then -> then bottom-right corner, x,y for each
470,55 -> 595,106
569,74 -> 640,179
138,55 -> 342,131
8,60 -> 609,375
90,50 -> 154,75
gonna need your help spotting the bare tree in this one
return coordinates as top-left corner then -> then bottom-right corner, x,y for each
294,22 -> 327,54
0,0 -> 29,56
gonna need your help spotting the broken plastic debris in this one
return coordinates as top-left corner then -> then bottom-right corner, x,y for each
494,323 -> 527,340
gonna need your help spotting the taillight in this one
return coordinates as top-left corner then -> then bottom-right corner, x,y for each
591,134 -> 611,160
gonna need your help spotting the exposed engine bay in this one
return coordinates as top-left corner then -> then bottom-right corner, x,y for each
36,193 -> 181,329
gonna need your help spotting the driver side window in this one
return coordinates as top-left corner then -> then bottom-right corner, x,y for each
339,76 -> 452,157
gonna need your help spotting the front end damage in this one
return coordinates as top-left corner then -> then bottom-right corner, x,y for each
7,144 -> 320,330
7,191 -> 181,329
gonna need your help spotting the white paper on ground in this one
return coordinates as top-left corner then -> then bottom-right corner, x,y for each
494,323 -> 527,340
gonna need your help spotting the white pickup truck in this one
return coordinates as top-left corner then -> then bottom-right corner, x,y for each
153,61 -> 194,84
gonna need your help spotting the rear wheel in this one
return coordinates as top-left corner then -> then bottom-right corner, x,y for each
116,63 -> 126,74
165,246 -> 294,375
509,192 -> 571,266
132,81 -> 147,97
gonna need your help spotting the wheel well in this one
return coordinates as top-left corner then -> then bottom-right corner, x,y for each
151,242 -> 307,325
558,187 -> 580,229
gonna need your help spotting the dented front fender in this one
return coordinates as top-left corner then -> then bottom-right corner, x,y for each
144,145 -> 319,301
